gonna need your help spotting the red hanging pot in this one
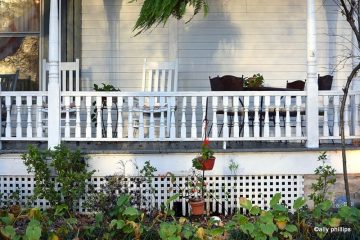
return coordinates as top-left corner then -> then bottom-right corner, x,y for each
195,157 -> 216,171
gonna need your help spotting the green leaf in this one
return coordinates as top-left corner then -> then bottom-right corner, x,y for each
273,204 -> 288,212
274,215 -> 288,222
0,216 -> 12,225
25,219 -> 42,240
285,224 -> 297,233
319,200 -> 332,211
206,227 -> 224,236
260,223 -> 277,236
182,224 -> 194,239
338,206 -> 352,219
1,225 -> 17,239
166,193 -> 180,206
233,214 -> 248,225
159,222 -> 179,239
270,193 -> 281,208
123,207 -> 139,217
110,219 -> 125,230
54,204 -> 68,217
269,237 -> 279,240
95,213 -> 104,223
259,211 -> 274,224
117,195 -> 130,207
240,223 -> 255,235
250,206 -> 261,215
239,197 -> 252,210
293,197 -> 306,210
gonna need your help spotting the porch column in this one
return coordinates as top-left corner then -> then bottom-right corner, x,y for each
352,33 -> 360,136
306,0 -> 319,148
352,33 -> 360,91
48,0 -> 61,149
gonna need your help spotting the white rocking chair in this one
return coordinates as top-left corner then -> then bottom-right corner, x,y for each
133,58 -> 178,138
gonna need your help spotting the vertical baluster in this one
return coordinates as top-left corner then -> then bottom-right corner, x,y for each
275,96 -> 281,137
181,97 -> 187,139
223,96 -> 229,138
333,96 -> 340,136
16,96 -> 21,137
212,97 -> 218,138
170,96 -> 176,139
75,96 -> 81,138
149,96 -> 155,139
354,95 -> 360,136
86,96 -> 92,138
296,96 -> 302,137
64,96 -> 70,138
106,97 -> 112,138
233,97 -> 239,138
138,97 -> 145,139
96,96 -> 102,138
117,96 -> 123,139
285,96 -> 291,137
26,96 -> 32,138
243,96 -> 250,138
128,97 -> 134,139
5,96 -> 11,137
264,96 -> 270,137
322,96 -> 329,137
159,97 -> 165,139
191,96 -> 197,139
201,97 -> 207,138
253,96 -> 260,138
344,97 -> 350,136
62,70 -> 66,90
36,96 -> 43,137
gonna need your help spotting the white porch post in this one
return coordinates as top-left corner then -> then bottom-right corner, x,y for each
352,33 -> 360,90
48,0 -> 61,149
306,0 -> 319,148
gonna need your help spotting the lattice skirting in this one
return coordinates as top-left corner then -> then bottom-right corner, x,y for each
0,174 -> 304,216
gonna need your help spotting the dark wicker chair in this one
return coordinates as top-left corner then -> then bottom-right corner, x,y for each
286,79 -> 306,91
318,74 -> 333,90
209,75 -> 245,136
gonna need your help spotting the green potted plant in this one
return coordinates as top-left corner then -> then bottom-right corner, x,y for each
244,73 -> 264,88
192,138 -> 215,171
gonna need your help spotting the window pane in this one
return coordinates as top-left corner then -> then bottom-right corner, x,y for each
0,0 -> 40,33
0,36 -> 39,90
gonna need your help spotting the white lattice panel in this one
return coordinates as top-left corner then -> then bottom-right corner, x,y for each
0,175 -> 304,215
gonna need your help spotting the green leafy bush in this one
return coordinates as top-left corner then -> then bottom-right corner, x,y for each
309,152 -> 337,205
21,144 -> 95,211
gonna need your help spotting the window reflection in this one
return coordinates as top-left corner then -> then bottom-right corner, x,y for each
0,0 -> 40,90
0,0 -> 40,33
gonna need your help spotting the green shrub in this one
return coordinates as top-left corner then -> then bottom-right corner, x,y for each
21,144 -> 95,211
309,152 -> 336,205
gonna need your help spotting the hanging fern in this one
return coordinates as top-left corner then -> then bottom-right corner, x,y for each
131,0 -> 209,36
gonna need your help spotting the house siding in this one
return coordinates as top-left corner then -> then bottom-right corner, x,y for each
81,0 -> 352,91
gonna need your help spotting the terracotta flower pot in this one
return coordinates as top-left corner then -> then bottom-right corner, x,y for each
189,198 -> 205,215
196,157 -> 216,171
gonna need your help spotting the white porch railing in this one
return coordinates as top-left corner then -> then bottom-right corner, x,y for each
0,91 -> 48,141
318,90 -> 360,140
1,90 -> 360,146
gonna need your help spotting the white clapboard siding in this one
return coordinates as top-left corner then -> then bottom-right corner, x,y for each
81,1 -> 169,91
82,0 -> 352,91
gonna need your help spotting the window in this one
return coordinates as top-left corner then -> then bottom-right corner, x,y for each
0,0 -> 41,90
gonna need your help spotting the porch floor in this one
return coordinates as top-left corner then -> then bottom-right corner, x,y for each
1,140 -> 359,154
